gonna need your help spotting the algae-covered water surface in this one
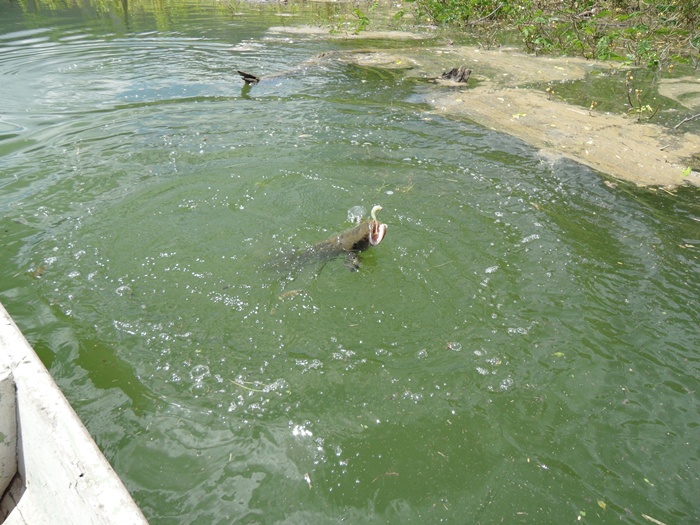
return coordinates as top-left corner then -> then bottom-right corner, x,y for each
1,1 -> 699,523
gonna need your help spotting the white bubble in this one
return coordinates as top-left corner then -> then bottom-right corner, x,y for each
115,285 -> 131,296
291,424 -> 313,438
190,364 -> 210,381
500,378 -> 514,390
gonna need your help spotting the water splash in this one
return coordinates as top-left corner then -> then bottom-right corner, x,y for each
347,205 -> 366,224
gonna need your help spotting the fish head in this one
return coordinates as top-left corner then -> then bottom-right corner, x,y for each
369,221 -> 387,246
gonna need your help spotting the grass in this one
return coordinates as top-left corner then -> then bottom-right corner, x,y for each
409,0 -> 700,68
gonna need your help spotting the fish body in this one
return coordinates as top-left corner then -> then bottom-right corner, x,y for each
268,206 -> 387,272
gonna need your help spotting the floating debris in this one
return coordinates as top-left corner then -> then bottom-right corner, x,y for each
237,70 -> 260,85
441,66 -> 472,83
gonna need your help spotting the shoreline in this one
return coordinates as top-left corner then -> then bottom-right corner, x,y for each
268,27 -> 700,189
347,45 -> 700,189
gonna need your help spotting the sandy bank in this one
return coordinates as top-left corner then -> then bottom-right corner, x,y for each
267,26 -> 700,188
348,45 -> 700,189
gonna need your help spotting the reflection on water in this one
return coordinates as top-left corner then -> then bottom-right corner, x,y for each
1,1 -> 699,524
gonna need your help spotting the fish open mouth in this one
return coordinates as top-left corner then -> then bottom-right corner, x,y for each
369,221 -> 387,246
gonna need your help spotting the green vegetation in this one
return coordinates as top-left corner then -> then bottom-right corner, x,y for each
411,0 -> 700,67
624,70 -> 659,121
328,1 -> 380,34
16,0 -> 698,68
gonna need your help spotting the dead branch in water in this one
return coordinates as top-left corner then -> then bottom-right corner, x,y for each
674,113 -> 700,130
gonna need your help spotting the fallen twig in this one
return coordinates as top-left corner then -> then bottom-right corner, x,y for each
229,379 -> 266,392
471,3 -> 503,23
641,514 -> 668,525
674,113 -> 700,130
371,470 -> 399,483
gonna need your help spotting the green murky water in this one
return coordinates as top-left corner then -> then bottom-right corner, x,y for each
1,1 -> 699,523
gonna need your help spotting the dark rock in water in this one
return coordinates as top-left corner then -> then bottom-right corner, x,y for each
441,66 -> 472,83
